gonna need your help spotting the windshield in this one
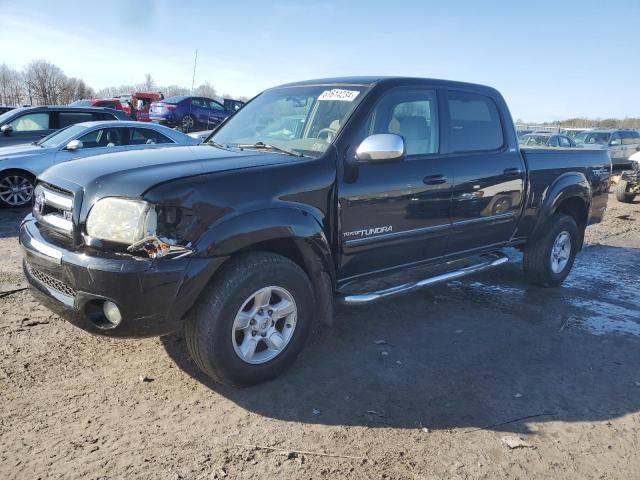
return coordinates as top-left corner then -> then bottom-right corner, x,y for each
211,85 -> 368,157
575,132 -> 610,145
37,124 -> 87,148
521,135 -> 550,146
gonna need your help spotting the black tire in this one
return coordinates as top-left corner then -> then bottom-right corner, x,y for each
616,179 -> 636,203
185,252 -> 314,386
523,213 -> 579,287
181,114 -> 195,132
0,171 -> 35,208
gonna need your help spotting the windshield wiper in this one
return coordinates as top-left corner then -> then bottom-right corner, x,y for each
236,141 -> 303,157
205,140 -> 229,150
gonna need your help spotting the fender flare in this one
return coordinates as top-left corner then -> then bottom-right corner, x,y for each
193,207 -> 335,324
531,171 -> 591,241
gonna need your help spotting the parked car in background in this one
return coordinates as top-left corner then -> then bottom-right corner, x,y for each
559,127 -> 591,139
149,96 -> 233,131
0,106 -> 130,147
0,106 -> 15,115
575,129 -> 640,168
223,98 -> 245,112
516,128 -> 533,139
119,92 -> 162,122
70,98 -> 125,111
520,133 -> 576,147
20,76 -> 610,386
0,120 -> 198,207
616,151 -> 640,203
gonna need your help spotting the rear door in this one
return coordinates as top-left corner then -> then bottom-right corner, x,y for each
205,99 -> 228,128
622,131 -> 640,160
443,88 -> 525,255
338,86 -> 453,281
3,111 -> 53,145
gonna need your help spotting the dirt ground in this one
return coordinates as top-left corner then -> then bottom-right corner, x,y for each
1,192 -> 639,480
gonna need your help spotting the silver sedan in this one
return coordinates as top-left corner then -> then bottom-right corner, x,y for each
0,121 -> 199,207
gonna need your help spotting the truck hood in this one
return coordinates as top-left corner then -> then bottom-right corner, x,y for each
39,145 -> 306,198
0,143 -> 48,160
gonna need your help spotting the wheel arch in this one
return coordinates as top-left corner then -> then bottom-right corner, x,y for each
192,207 -> 335,325
531,172 -> 591,248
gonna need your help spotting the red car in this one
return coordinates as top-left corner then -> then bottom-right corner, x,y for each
119,92 -> 162,122
70,98 -> 125,111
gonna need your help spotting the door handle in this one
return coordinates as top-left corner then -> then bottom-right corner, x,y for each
503,168 -> 521,177
423,174 -> 447,185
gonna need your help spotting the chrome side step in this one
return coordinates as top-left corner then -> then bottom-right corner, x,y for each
338,253 -> 509,305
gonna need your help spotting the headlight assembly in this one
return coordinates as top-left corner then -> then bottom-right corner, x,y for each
86,198 -> 157,245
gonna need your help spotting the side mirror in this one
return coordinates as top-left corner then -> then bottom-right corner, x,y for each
355,134 -> 405,163
65,140 -> 83,151
0,124 -> 13,135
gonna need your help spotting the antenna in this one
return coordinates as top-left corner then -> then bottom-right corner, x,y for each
191,49 -> 198,94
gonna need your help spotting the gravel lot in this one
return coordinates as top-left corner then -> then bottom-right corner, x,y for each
1,192 -> 639,480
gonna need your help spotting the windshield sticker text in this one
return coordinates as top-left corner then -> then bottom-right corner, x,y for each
318,89 -> 360,102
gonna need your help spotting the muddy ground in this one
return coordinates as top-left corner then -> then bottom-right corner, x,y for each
1,192 -> 639,480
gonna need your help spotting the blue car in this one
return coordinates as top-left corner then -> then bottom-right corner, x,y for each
148,96 -> 233,132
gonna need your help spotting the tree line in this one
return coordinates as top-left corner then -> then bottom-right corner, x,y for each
0,60 -> 248,107
516,117 -> 640,130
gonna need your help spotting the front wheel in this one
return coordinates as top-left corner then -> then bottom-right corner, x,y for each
616,179 -> 636,203
0,171 -> 35,208
523,213 -> 579,287
185,252 -> 314,386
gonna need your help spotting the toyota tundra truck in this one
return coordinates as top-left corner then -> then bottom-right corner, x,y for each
20,77 -> 611,386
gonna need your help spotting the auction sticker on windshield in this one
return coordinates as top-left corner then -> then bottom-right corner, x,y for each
318,89 -> 360,102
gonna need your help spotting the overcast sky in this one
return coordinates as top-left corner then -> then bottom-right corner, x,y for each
1,0 -> 638,122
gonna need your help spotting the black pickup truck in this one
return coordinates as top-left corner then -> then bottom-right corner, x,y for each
20,77 -> 611,386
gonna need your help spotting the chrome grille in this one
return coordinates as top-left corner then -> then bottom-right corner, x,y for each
33,184 -> 74,235
27,263 -> 79,298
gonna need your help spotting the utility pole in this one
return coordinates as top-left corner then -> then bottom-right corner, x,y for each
191,49 -> 198,94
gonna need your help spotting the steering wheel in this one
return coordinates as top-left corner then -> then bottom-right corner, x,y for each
317,128 -> 337,141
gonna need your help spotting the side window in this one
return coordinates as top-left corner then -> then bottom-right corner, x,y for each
621,131 -> 640,145
93,112 -> 117,121
364,89 -> 439,156
9,112 -> 50,131
547,136 -> 559,147
558,136 -> 571,147
610,132 -> 622,145
58,112 -> 94,128
208,100 -> 225,111
191,98 -> 204,108
130,128 -> 173,145
78,128 -> 127,148
446,90 -> 503,153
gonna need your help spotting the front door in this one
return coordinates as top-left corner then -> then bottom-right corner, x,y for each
2,112 -> 54,146
338,87 -> 452,282
442,88 -> 525,255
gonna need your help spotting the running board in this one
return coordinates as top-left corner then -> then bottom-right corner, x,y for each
338,253 -> 510,305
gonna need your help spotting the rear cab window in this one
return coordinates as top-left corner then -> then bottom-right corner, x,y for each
446,90 -> 504,153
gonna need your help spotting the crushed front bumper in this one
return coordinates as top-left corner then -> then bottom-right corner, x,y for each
19,216 -> 224,337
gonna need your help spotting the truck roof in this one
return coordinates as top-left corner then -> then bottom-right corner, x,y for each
272,76 -> 501,95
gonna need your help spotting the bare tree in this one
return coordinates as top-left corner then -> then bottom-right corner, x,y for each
0,64 -> 25,106
163,85 -> 190,97
194,82 -> 217,99
142,73 -> 155,91
24,60 -> 69,105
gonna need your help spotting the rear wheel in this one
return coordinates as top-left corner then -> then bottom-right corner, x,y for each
0,171 -> 35,208
616,179 -> 636,203
185,252 -> 314,386
523,213 -> 578,287
181,114 -> 195,132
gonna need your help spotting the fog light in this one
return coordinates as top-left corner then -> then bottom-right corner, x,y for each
103,301 -> 122,326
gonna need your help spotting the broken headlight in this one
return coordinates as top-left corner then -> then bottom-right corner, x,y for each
86,198 -> 157,245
